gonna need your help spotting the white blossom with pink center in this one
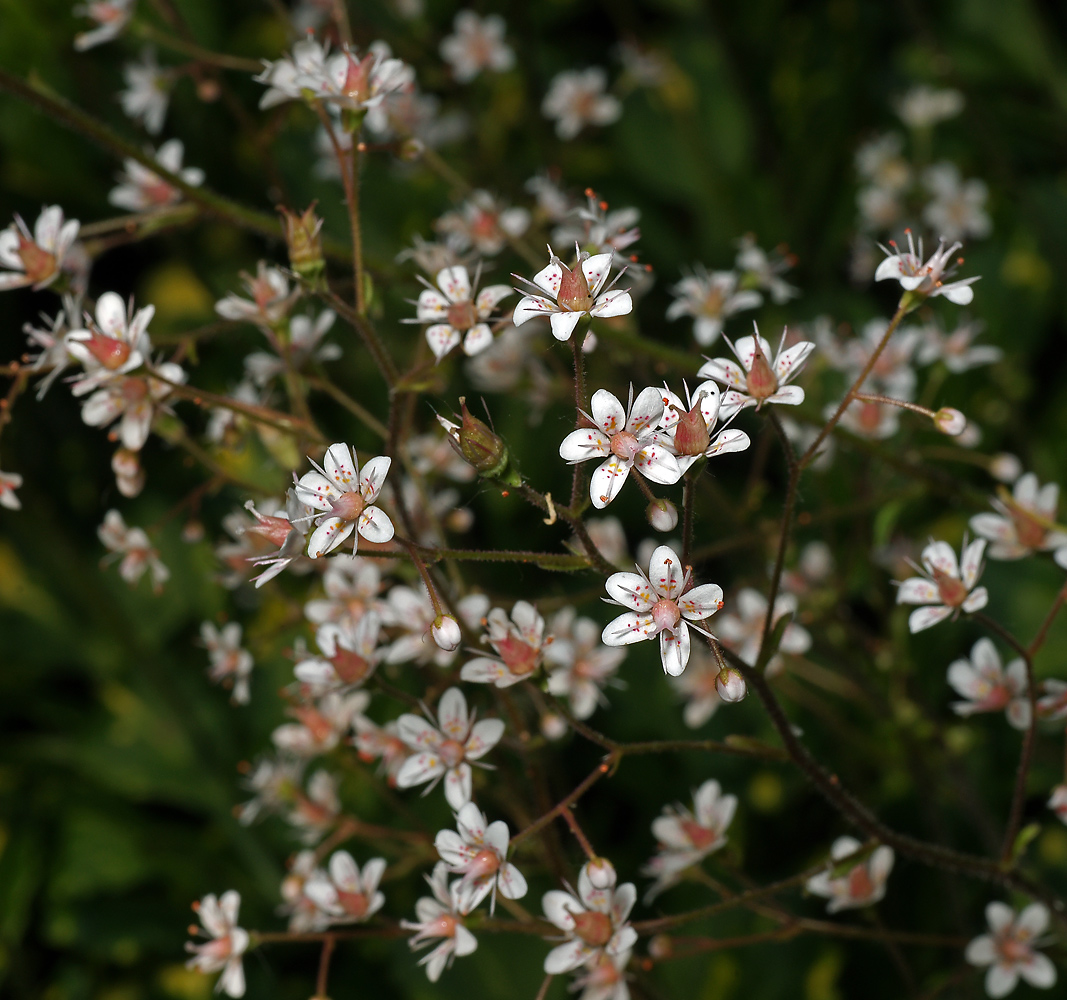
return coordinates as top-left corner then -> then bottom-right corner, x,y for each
387,588 -> 488,668
895,538 -> 988,633
542,859 -> 637,974
947,638 -> 1030,730
201,621 -> 254,705
1048,785 -> 1067,826
806,837 -> 895,913
279,850 -> 331,932
410,265 -> 512,361
435,190 -> 530,257
396,687 -> 505,809
294,443 -> 394,558
965,902 -> 1057,997
98,509 -> 169,591
513,245 -> 632,343
353,716 -> 410,785
874,230 -> 978,305
305,850 -> 386,924
65,292 -> 153,392
643,779 -> 737,902
304,555 -> 385,629
970,473 -> 1067,561
434,802 -> 527,915
544,607 -> 627,720
698,327 -> 815,420
666,267 -> 762,346
714,587 -> 811,674
0,470 -> 23,511
601,544 -> 723,677
569,949 -> 631,1000
461,600 -> 549,688
0,205 -> 80,292
401,861 -> 478,981
542,68 -> 622,140
655,380 -> 751,475
271,690 -> 370,758
736,235 -> 799,303
559,386 -> 681,511
76,363 -> 184,452
215,262 -> 298,328
669,645 -> 723,728
184,891 -> 249,998
440,11 -> 514,83
108,139 -> 204,212
294,613 -> 382,693
287,770 -> 341,844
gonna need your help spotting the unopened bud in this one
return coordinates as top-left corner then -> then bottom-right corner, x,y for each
715,666 -> 747,703
540,713 -> 567,740
646,498 -> 678,532
440,398 -> 509,477
585,857 -> 617,889
990,453 -> 1022,484
933,407 -> 966,436
279,204 -> 325,288
431,614 -> 462,652
648,934 -> 673,960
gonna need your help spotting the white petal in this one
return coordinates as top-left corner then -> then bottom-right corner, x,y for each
774,340 -> 815,383
698,357 -> 746,390
437,687 -> 468,738
581,253 -> 614,295
896,578 -> 939,605
961,586 -> 988,613
512,294 -> 554,327
308,518 -> 354,558
358,505 -> 394,544
601,611 -> 657,646
679,584 -> 724,620
497,863 -> 527,899
560,427 -> 611,463
589,455 -> 632,509
591,389 -> 627,434
626,386 -> 665,435
436,265 -> 471,304
647,544 -> 685,599
908,604 -> 953,632
604,571 -> 655,611
590,289 -> 633,318
359,455 -> 392,502
426,324 -> 461,360
532,259 -> 563,297
463,324 -> 494,355
550,310 -> 584,342
660,625 -> 691,676
635,443 -> 682,485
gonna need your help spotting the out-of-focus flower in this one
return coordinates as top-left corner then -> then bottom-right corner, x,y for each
294,614 -> 382,693
98,509 -> 169,591
0,205 -> 80,292
435,802 -> 527,914
895,537 -> 988,632
601,544 -> 724,676
461,601 -> 549,687
553,190 -> 641,260
304,851 -> 386,924
666,267 -> 761,346
215,262 -> 299,328
806,837 -> 894,913
435,190 -> 530,256
735,235 -> 798,303
970,474 -> 1067,561
109,139 -> 204,212
715,588 -> 811,674
287,770 -> 341,844
272,690 -> 369,758
875,231 -> 978,306
947,638 -> 1030,730
1048,785 -> 1067,826
440,11 -> 514,82
965,902 -> 1056,997
670,645 -> 722,728
401,862 -> 478,981
76,363 -> 184,451
66,291 -> 153,394
120,49 -> 172,134
0,470 -> 23,510
201,622 -> 254,705
895,85 -> 964,128
279,850 -> 331,932
856,133 -> 912,193
305,556 -> 384,629
922,163 -> 992,241
544,608 -> 627,719
917,318 -> 1001,372
74,0 -> 134,51
184,891 -> 248,997
542,68 -> 621,140
409,265 -> 512,361
244,310 -> 340,385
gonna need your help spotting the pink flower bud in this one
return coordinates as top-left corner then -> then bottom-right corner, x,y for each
990,453 -> 1022,484
933,407 -> 966,436
431,614 -> 462,652
584,857 -> 617,889
646,498 -> 679,532
715,666 -> 747,703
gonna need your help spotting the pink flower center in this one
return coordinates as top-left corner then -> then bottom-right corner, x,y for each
609,431 -> 640,461
85,331 -> 132,370
700,286 -> 725,318
1010,508 -> 1048,550
331,646 -> 370,684
142,178 -> 178,206
745,345 -> 778,401
466,848 -> 501,880
16,235 -> 57,284
680,819 -> 718,850
999,937 -> 1033,965
336,890 -> 370,918
424,913 -> 458,940
572,910 -> 614,948
494,633 -> 540,677
439,739 -> 466,768
847,865 -> 875,902
199,935 -> 235,961
121,377 -> 149,403
557,264 -> 593,313
652,598 -> 681,632
671,403 -> 710,456
341,53 -> 376,103
245,514 -> 293,548
932,569 -> 968,608
329,490 -> 366,522
447,300 -> 479,331
857,401 -> 883,434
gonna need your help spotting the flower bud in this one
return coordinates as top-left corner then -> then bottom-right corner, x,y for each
933,406 -> 966,436
715,666 -> 747,703
540,713 -> 568,741
648,934 -> 673,960
671,402 -> 710,457
279,204 -> 325,288
440,398 -> 509,478
990,453 -> 1022,484
646,498 -> 679,532
585,857 -> 617,889
431,614 -> 462,652
112,447 -> 144,498
398,138 -> 424,162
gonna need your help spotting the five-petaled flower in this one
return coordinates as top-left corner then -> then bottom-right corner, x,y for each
461,601 -> 549,687
875,230 -> 979,306
0,205 -> 80,292
411,265 -> 513,361
513,244 -> 632,343
434,802 -> 527,914
947,638 -> 1030,730
109,139 -> 204,212
304,851 -> 386,924
294,443 -> 395,558
400,861 -> 479,981
666,267 -> 762,346
601,544 -> 724,676
440,11 -> 514,83
201,622 -> 254,705
806,837 -> 895,913
965,902 -> 1057,998
184,891 -> 249,998
970,473 -> 1067,561
896,537 -> 988,632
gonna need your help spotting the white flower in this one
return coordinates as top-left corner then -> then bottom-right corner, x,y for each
542,68 -> 621,140
243,309 -> 339,385
916,319 -> 1001,373
670,645 -> 723,728
461,600 -> 548,687
666,268 -> 762,346
559,386 -> 679,510
552,191 -> 641,259
698,327 -> 815,419
66,291 -> 153,391
201,622 -> 254,705
895,85 -> 964,128
305,555 -> 384,629
184,891 -> 249,998
0,470 -> 23,511
254,36 -> 330,108
838,317 -> 921,399
715,588 -> 811,673
965,902 -> 1057,997
0,205 -> 80,291
74,0 -> 134,51
922,163 -> 992,242
435,190 -> 530,256
120,49 -> 171,135
215,262 -> 299,327
806,837 -> 895,913
353,716 -> 410,785
244,490 -> 314,588
544,607 -> 627,720
569,950 -> 632,1000
287,770 -> 341,844
735,235 -> 798,303
235,754 -> 304,825
409,265 -> 512,361
434,802 -> 527,914
1048,785 -> 1067,826
970,474 -> 1067,560
396,687 -> 505,809
874,231 -> 978,305
98,510 -> 169,591
513,245 -> 632,343
303,851 -> 386,924
895,538 -> 988,632
643,780 -> 737,902
401,862 -> 478,981
601,544 -> 724,677
109,139 -> 204,212
23,296 -> 79,398
77,363 -> 184,451
294,443 -> 394,558
440,11 -> 514,82
271,691 -> 370,757
279,850 -> 331,932
656,380 -> 752,475
542,860 -> 638,973
947,639 -> 1030,730
294,613 -> 382,693
856,133 -> 912,193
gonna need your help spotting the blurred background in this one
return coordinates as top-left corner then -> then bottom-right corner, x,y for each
2,1 -> 1067,999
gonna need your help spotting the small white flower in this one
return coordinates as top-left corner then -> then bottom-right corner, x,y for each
305,851 -> 386,924
461,600 -> 548,687
874,231 -> 978,305
304,555 -> 384,629
965,902 -> 1057,997
396,687 -> 504,809
947,639 -> 1030,730
0,205 -> 80,292
552,190 -> 641,259
215,262 -> 299,327
895,85 -> 964,129
666,268 -> 762,346
970,473 -> 1067,560
698,326 -> 815,419
1048,785 -> 1067,826
279,850 -> 331,932
670,645 -> 723,728
735,235 -> 798,303
236,755 -> 304,825
895,537 -> 988,632
856,133 -> 912,193
201,622 -> 254,705
542,68 -> 622,140
916,318 -> 1001,373
272,691 -> 370,757
244,309 -> 340,385
184,891 -> 249,998
98,509 -> 169,591
434,802 -> 527,914
254,36 -> 330,109
287,770 -> 341,844
435,190 -> 530,256
409,265 -> 512,361
401,862 -> 478,981
109,139 -> 204,212
544,607 -> 627,720
542,859 -> 638,973
74,0 -> 134,51
922,163 -> 992,242
601,544 -> 724,677
715,588 -> 811,674
120,49 -> 172,135
643,780 -> 737,901
242,490 -> 313,588
440,11 -> 514,83
294,443 -> 395,558
806,837 -> 895,913
294,613 -> 382,693
77,363 -> 184,451
0,470 -> 23,511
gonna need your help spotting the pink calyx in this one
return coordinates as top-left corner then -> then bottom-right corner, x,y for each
651,598 -> 681,632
